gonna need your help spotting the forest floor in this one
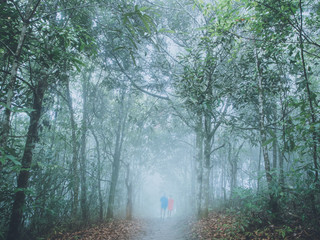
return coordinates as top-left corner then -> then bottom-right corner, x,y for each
189,211 -> 318,240
133,217 -> 190,240
49,216 -> 190,240
48,219 -> 143,240
48,212 -> 317,239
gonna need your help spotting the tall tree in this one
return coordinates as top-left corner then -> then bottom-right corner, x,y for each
6,73 -> 48,240
0,0 -> 41,153
106,89 -> 129,219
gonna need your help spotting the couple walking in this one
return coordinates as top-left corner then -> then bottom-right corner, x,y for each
160,194 -> 174,219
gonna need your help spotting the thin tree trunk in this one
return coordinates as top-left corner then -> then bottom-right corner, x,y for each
229,142 -> 243,199
254,45 -> 273,189
106,126 -> 122,219
298,0 -> 319,181
0,22 -> 28,149
222,166 -> 226,203
190,138 -> 196,212
278,74 -> 289,191
6,77 -> 48,240
66,79 -> 79,219
255,44 -> 279,220
80,77 -> 89,224
91,128 -> 103,221
107,92 -> 128,219
202,111 -> 212,218
125,164 -> 133,220
298,1 -> 318,216
195,110 -> 203,219
272,107 -> 278,171
257,146 -> 261,193
0,0 -> 41,168
279,147 -> 285,187
232,142 -> 244,190
228,143 -> 234,195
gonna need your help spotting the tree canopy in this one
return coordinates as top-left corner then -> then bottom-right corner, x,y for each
0,0 -> 319,239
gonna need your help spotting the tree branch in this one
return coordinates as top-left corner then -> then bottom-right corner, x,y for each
0,69 -> 34,89
30,4 -> 95,23
26,0 -> 41,21
210,143 -> 225,155
0,40 -> 15,56
112,53 -> 170,100
9,0 -> 24,21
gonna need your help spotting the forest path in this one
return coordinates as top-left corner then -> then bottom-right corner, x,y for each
134,217 -> 190,240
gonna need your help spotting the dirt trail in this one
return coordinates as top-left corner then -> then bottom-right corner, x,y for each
134,217 -> 190,240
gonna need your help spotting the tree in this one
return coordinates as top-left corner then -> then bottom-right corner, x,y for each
106,88 -> 129,219
0,0 -> 41,153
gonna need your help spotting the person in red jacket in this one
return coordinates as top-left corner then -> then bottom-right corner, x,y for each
168,196 -> 174,217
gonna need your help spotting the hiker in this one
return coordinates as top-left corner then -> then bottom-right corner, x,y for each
168,196 -> 174,217
160,194 -> 168,219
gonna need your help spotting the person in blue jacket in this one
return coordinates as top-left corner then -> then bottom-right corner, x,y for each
160,194 -> 168,219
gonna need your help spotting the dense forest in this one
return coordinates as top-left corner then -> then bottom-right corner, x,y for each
0,0 -> 319,239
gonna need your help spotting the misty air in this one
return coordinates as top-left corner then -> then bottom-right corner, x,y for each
0,0 -> 319,239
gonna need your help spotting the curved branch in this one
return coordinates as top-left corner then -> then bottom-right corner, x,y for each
112,53 -> 170,100
0,40 -> 15,55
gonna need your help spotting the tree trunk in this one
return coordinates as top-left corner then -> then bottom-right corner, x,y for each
106,92 -> 128,219
80,78 -> 89,224
106,132 -> 121,219
298,0 -> 319,181
6,77 -> 48,240
125,164 -> 133,220
228,143 -> 235,195
257,146 -> 261,193
66,79 -> 79,219
229,142 -> 243,200
254,45 -> 273,189
190,140 -> 196,212
195,110 -> 203,219
0,22 -> 28,150
279,94 -> 286,189
255,44 -> 279,219
272,106 -> 278,177
91,128 -> 103,221
202,112 -> 212,218
232,143 -> 244,191
272,138 -> 277,171
0,0 -> 41,169
279,147 -> 285,188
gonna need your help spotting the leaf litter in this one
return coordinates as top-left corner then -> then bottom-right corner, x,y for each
189,212 -> 318,240
48,219 -> 142,240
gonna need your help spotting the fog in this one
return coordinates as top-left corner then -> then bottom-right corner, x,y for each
2,0 -> 319,239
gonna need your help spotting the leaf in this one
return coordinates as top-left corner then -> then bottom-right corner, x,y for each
158,28 -> 175,34
262,138 -> 275,146
6,154 -> 21,166
0,102 -> 34,113
128,36 -> 138,49
130,51 -> 136,66
71,57 -> 85,66
267,129 -> 276,138
140,14 -> 151,33
139,6 -> 150,12
113,46 -> 126,51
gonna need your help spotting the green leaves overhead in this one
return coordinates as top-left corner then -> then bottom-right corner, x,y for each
122,5 -> 156,37
0,0 -> 319,239
0,150 -> 21,168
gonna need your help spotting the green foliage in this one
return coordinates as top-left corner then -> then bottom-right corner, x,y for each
229,188 -> 270,229
0,148 -> 20,168
1,0 -> 320,238
0,2 -> 20,54
228,175 -> 320,236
